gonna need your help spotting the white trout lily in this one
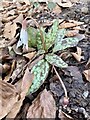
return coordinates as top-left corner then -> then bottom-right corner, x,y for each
16,19 -> 28,50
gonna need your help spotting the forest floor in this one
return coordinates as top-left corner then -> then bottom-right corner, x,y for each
0,0 -> 90,120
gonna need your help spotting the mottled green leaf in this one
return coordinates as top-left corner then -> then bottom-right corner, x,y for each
45,20 -> 59,51
53,34 -> 80,53
27,27 -> 44,50
36,50 -> 45,56
36,27 -> 45,50
28,59 -> 50,94
55,29 -> 66,42
48,2 -> 56,10
45,54 -> 68,68
27,27 -> 38,47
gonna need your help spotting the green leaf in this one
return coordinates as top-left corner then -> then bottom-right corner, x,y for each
55,29 -> 66,42
27,27 -> 44,50
36,27 -> 45,50
27,27 -> 38,47
45,53 -> 68,68
45,20 -> 59,51
47,2 -> 56,10
28,59 -> 50,94
36,50 -> 45,56
53,31 -> 80,52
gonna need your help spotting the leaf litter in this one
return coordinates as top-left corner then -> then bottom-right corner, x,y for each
0,0 -> 90,119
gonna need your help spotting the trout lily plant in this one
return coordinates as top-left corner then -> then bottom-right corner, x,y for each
19,20 -> 80,94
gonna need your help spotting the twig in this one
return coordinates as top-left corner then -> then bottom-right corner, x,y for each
53,66 -> 68,98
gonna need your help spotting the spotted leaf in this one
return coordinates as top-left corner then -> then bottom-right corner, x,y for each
28,59 -> 50,94
45,53 -> 68,68
53,29 -> 80,52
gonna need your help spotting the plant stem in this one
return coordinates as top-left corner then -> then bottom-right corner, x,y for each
29,16 -> 46,50
53,66 -> 68,98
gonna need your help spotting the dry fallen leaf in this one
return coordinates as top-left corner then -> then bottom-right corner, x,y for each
13,14 -> 23,23
58,1 -> 73,8
66,30 -> 79,37
14,0 -> 30,5
72,53 -> 83,62
59,21 -> 84,29
83,69 -> 90,82
85,58 -> 90,68
2,15 -> 17,23
3,22 -> 17,39
6,67 -> 34,118
0,80 -> 19,119
53,4 -> 62,14
71,47 -> 84,62
27,89 -> 56,118
23,51 -> 36,60
59,109 -> 73,120
4,60 -> 16,81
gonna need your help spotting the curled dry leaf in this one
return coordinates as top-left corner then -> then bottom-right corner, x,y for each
13,14 -> 23,23
58,1 -> 73,8
0,80 -> 19,119
83,69 -> 90,82
72,53 -> 83,62
59,109 -> 73,120
71,47 -> 84,62
4,60 -> 16,81
52,4 -> 62,14
23,51 -> 36,60
59,21 -> 84,29
6,67 -> 34,118
27,89 -> 56,118
2,15 -> 17,23
66,30 -> 79,37
85,58 -> 90,68
14,0 -> 30,5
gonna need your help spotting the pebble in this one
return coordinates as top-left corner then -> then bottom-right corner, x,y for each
82,91 -> 89,99
81,7 -> 89,14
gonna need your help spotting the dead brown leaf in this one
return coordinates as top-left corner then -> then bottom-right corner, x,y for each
21,67 -> 34,96
59,21 -> 84,29
3,22 -> 17,39
58,1 -> 73,8
2,1 -> 10,7
83,69 -> 90,82
53,4 -> 62,14
6,67 -> 34,118
23,51 -> 36,60
0,80 -> 19,119
66,30 -> 79,37
27,89 -> 56,118
70,0 -> 79,3
13,14 -> 23,23
4,60 -> 16,81
59,109 -> 73,120
85,58 -> 90,69
6,9 -> 16,16
14,0 -> 30,5
2,15 -> 17,23
71,47 -> 84,62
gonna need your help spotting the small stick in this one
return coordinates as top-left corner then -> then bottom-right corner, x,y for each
53,66 -> 68,98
